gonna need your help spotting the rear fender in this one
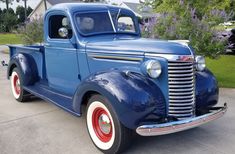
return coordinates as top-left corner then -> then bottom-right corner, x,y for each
7,53 -> 39,86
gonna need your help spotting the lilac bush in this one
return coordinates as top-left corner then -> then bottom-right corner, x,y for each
141,1 -> 234,58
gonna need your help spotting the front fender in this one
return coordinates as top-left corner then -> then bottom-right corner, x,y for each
7,53 -> 39,85
73,70 -> 166,129
195,69 -> 219,109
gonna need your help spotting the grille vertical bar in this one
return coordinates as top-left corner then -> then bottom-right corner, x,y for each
168,61 -> 195,120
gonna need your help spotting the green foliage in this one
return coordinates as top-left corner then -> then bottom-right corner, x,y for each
16,6 -> 33,23
154,0 -> 235,19
18,19 -> 44,45
142,0 -> 234,58
0,12 -> 18,32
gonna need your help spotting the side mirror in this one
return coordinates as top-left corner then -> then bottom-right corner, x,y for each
58,27 -> 68,38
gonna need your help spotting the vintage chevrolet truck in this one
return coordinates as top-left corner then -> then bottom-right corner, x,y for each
7,3 -> 227,154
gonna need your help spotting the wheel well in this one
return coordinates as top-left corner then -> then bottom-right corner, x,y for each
9,64 -> 17,77
80,91 -> 100,114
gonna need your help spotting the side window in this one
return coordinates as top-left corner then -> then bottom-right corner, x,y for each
49,15 -> 73,39
117,16 -> 135,33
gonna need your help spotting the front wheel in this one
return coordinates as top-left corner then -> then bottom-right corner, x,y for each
10,68 -> 30,102
86,94 -> 132,154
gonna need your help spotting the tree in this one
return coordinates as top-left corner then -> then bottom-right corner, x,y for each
16,6 -> 33,23
0,7 -> 17,32
27,6 -> 32,16
7,7 -> 14,14
1,12 -> 17,32
16,6 -> 25,23
0,0 -> 14,10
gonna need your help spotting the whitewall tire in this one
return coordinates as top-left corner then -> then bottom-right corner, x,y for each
86,94 -> 132,154
10,68 -> 30,102
87,100 -> 115,150
11,71 -> 21,99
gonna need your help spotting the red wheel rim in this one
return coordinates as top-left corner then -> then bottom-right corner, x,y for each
92,107 -> 113,143
13,74 -> 21,95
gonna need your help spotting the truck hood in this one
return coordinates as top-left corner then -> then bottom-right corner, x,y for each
85,36 -> 192,55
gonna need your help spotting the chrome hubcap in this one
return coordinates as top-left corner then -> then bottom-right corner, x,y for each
98,114 -> 111,134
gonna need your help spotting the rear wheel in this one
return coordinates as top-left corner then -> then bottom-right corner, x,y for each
10,68 -> 30,102
86,94 -> 132,154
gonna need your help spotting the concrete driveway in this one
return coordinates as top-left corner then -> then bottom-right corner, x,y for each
0,51 -> 235,154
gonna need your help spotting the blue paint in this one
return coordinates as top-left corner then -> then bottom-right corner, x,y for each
7,3 -> 221,130
72,69 -> 166,129
195,69 -> 219,108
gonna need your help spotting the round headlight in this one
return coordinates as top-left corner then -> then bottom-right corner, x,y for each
196,56 -> 206,71
146,60 -> 162,78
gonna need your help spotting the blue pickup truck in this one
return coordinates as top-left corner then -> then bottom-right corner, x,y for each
7,3 -> 227,154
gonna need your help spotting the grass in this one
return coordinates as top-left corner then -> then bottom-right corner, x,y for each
0,33 -> 22,45
207,55 -> 235,88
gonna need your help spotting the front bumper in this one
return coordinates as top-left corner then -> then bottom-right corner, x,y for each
136,103 -> 227,136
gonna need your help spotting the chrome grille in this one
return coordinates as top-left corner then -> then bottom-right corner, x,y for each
168,61 -> 195,120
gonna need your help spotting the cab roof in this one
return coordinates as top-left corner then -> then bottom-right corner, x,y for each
47,3 -> 134,15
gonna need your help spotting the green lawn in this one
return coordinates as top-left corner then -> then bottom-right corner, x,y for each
207,55 -> 235,88
0,33 -> 22,45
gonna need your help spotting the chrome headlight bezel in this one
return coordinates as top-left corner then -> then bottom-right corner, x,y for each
195,56 -> 206,71
145,60 -> 162,78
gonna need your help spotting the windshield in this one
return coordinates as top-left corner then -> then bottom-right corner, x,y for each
75,10 -> 137,36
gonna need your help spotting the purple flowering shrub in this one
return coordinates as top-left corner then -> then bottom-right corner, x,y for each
141,1 -> 233,58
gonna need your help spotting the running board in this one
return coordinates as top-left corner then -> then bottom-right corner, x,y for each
23,84 -> 81,117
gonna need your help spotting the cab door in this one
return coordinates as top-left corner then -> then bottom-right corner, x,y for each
45,14 -> 80,95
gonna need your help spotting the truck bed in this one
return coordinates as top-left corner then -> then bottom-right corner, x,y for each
9,45 -> 46,80
8,45 -> 80,116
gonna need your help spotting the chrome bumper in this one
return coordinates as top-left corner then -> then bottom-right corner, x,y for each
136,103 -> 227,136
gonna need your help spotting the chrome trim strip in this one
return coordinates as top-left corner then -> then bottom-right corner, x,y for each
145,53 -> 194,62
169,91 -> 194,96
169,73 -> 194,78
169,88 -> 194,92
88,54 -> 143,62
169,76 -> 194,81
169,81 -> 193,84
136,104 -> 227,136
168,62 -> 193,66
168,69 -> 193,73
87,51 -> 144,56
169,100 -> 194,104
169,109 -> 193,113
169,106 -> 193,110
169,95 -> 193,99
168,113 -> 194,117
